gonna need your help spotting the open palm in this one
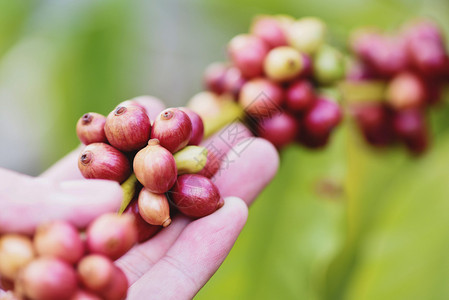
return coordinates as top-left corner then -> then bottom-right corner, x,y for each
0,98 -> 279,299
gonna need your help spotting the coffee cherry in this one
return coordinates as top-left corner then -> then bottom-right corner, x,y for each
138,188 -> 171,227
34,221 -> 84,265
124,199 -> 161,243
169,174 -> 223,218
250,16 -> 287,48
393,109 -> 426,139
288,17 -> 326,54
353,103 -> 396,147
372,38 -> 409,77
78,143 -> 131,183
77,255 -> 114,292
350,30 -> 409,78
179,107 -> 204,146
203,62 -> 228,94
239,78 -> 283,118
313,45 -> 346,84
134,139 -> 177,193
393,109 -> 429,154
386,72 -> 426,110
104,105 -> 151,152
16,257 -> 77,300
86,213 -> 138,260
151,108 -> 192,153
346,60 -> 377,81
257,112 -> 299,149
350,30 -> 384,66
222,66 -> 246,98
228,34 -> 269,78
303,98 -> 342,137
264,46 -> 303,82
285,80 -> 315,112
97,266 -> 128,300
0,235 -> 35,281
76,113 -> 107,145
408,38 -> 447,77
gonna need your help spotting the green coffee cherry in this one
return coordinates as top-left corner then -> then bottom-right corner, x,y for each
313,45 -> 346,85
174,146 -> 208,175
287,17 -> 326,54
264,46 -> 303,82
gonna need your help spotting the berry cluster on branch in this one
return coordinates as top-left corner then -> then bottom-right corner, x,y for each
347,19 -> 449,154
188,15 -> 345,150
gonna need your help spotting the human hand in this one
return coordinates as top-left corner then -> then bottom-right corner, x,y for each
0,97 -> 279,299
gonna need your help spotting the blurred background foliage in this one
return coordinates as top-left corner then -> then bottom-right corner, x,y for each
1,0 -> 449,299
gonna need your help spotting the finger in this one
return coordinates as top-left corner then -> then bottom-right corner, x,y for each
40,96 -> 166,181
212,137 -> 279,205
0,173 -> 122,234
127,197 -> 248,299
201,122 -> 253,158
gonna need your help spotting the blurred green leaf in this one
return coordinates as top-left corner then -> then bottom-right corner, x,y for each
198,130 -> 346,299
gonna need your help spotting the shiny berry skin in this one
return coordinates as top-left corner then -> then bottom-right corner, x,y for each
76,113 -> 107,145
104,105 -> 151,152
151,108 -> 193,153
168,174 -> 223,218
133,139 -> 177,193
78,143 -> 131,183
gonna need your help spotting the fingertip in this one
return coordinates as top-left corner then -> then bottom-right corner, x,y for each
221,196 -> 248,227
213,137 -> 280,205
251,137 -> 280,183
59,179 -> 123,211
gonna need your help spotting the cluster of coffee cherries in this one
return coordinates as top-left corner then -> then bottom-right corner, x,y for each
76,96 -> 223,237
0,215 -> 136,300
190,15 -> 345,149
348,19 -> 449,154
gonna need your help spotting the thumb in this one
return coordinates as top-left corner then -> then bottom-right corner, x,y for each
0,168 -> 122,235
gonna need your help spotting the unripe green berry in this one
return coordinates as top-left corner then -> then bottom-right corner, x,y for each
264,46 -> 303,82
